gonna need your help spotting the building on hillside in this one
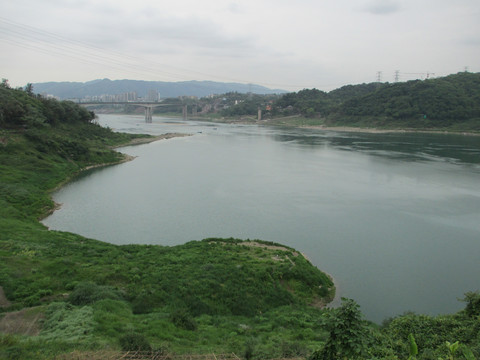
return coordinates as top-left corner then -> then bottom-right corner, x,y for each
146,89 -> 160,102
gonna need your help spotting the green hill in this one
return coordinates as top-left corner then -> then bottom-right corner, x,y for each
330,72 -> 480,129
267,72 -> 480,131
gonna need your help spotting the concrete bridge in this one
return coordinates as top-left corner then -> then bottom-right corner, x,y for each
79,102 -> 189,123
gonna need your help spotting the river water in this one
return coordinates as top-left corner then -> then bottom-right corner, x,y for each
43,114 -> 480,323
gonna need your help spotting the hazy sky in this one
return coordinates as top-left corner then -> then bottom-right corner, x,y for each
1,0 -> 479,91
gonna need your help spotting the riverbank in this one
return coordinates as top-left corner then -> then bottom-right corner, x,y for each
114,132 -> 192,147
89,133 -> 192,169
300,125 -> 480,136
43,132 -> 192,218
192,115 -> 480,136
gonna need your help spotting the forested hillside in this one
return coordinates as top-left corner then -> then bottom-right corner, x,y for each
1,82 -> 479,359
330,72 -> 480,129
0,80 -> 95,128
221,72 -> 480,131
276,72 -> 480,130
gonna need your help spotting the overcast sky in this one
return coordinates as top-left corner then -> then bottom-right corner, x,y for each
1,0 -> 479,91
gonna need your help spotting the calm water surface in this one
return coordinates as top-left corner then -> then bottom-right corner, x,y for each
43,114 -> 480,323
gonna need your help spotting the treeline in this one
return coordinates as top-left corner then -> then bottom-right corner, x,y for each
332,72 -> 480,128
219,93 -> 278,117
221,72 -> 480,130
272,83 -> 381,118
0,80 -> 95,128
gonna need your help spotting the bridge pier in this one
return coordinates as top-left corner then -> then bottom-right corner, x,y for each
145,106 -> 153,123
182,105 -> 188,120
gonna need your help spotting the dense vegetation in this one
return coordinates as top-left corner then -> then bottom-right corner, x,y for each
0,80 -> 96,128
1,82 -> 479,359
329,72 -> 480,129
216,72 -> 480,131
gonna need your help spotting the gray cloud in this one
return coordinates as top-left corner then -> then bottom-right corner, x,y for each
461,36 -> 480,46
363,0 -> 401,15
227,2 -> 243,14
2,0 -> 479,90
55,5 -> 257,59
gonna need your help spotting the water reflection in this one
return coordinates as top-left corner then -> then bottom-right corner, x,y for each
102,114 -> 480,166
271,128 -> 480,165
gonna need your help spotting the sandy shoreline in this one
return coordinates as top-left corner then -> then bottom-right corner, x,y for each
197,116 -> 479,136
300,125 -> 480,136
115,132 -> 192,147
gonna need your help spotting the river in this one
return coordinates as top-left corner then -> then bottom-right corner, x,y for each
43,114 -> 480,323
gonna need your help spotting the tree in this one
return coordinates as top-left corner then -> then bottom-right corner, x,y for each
310,298 -> 370,360
1,78 -> 10,89
24,83 -> 34,96
461,291 -> 480,318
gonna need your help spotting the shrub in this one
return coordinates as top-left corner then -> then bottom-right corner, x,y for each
41,302 -> 95,341
119,332 -> 152,352
93,300 -> 133,337
67,282 -> 121,305
309,298 -> 369,360
243,338 -> 257,360
169,309 -> 197,331
131,292 -> 158,315
462,291 -> 480,318
280,341 -> 308,358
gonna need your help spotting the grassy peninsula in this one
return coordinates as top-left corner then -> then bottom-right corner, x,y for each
1,82 -> 480,359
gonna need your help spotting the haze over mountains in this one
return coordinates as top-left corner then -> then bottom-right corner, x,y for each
32,79 -> 287,99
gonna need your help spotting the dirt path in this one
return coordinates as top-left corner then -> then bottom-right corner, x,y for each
0,288 -> 45,336
0,308 -> 44,336
0,286 -> 10,308
239,241 -> 299,255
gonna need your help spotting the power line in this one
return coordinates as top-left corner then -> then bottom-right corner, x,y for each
0,18 -> 199,81
0,17 -> 316,89
0,17 -> 350,91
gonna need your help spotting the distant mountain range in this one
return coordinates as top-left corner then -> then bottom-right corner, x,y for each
32,79 -> 286,99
